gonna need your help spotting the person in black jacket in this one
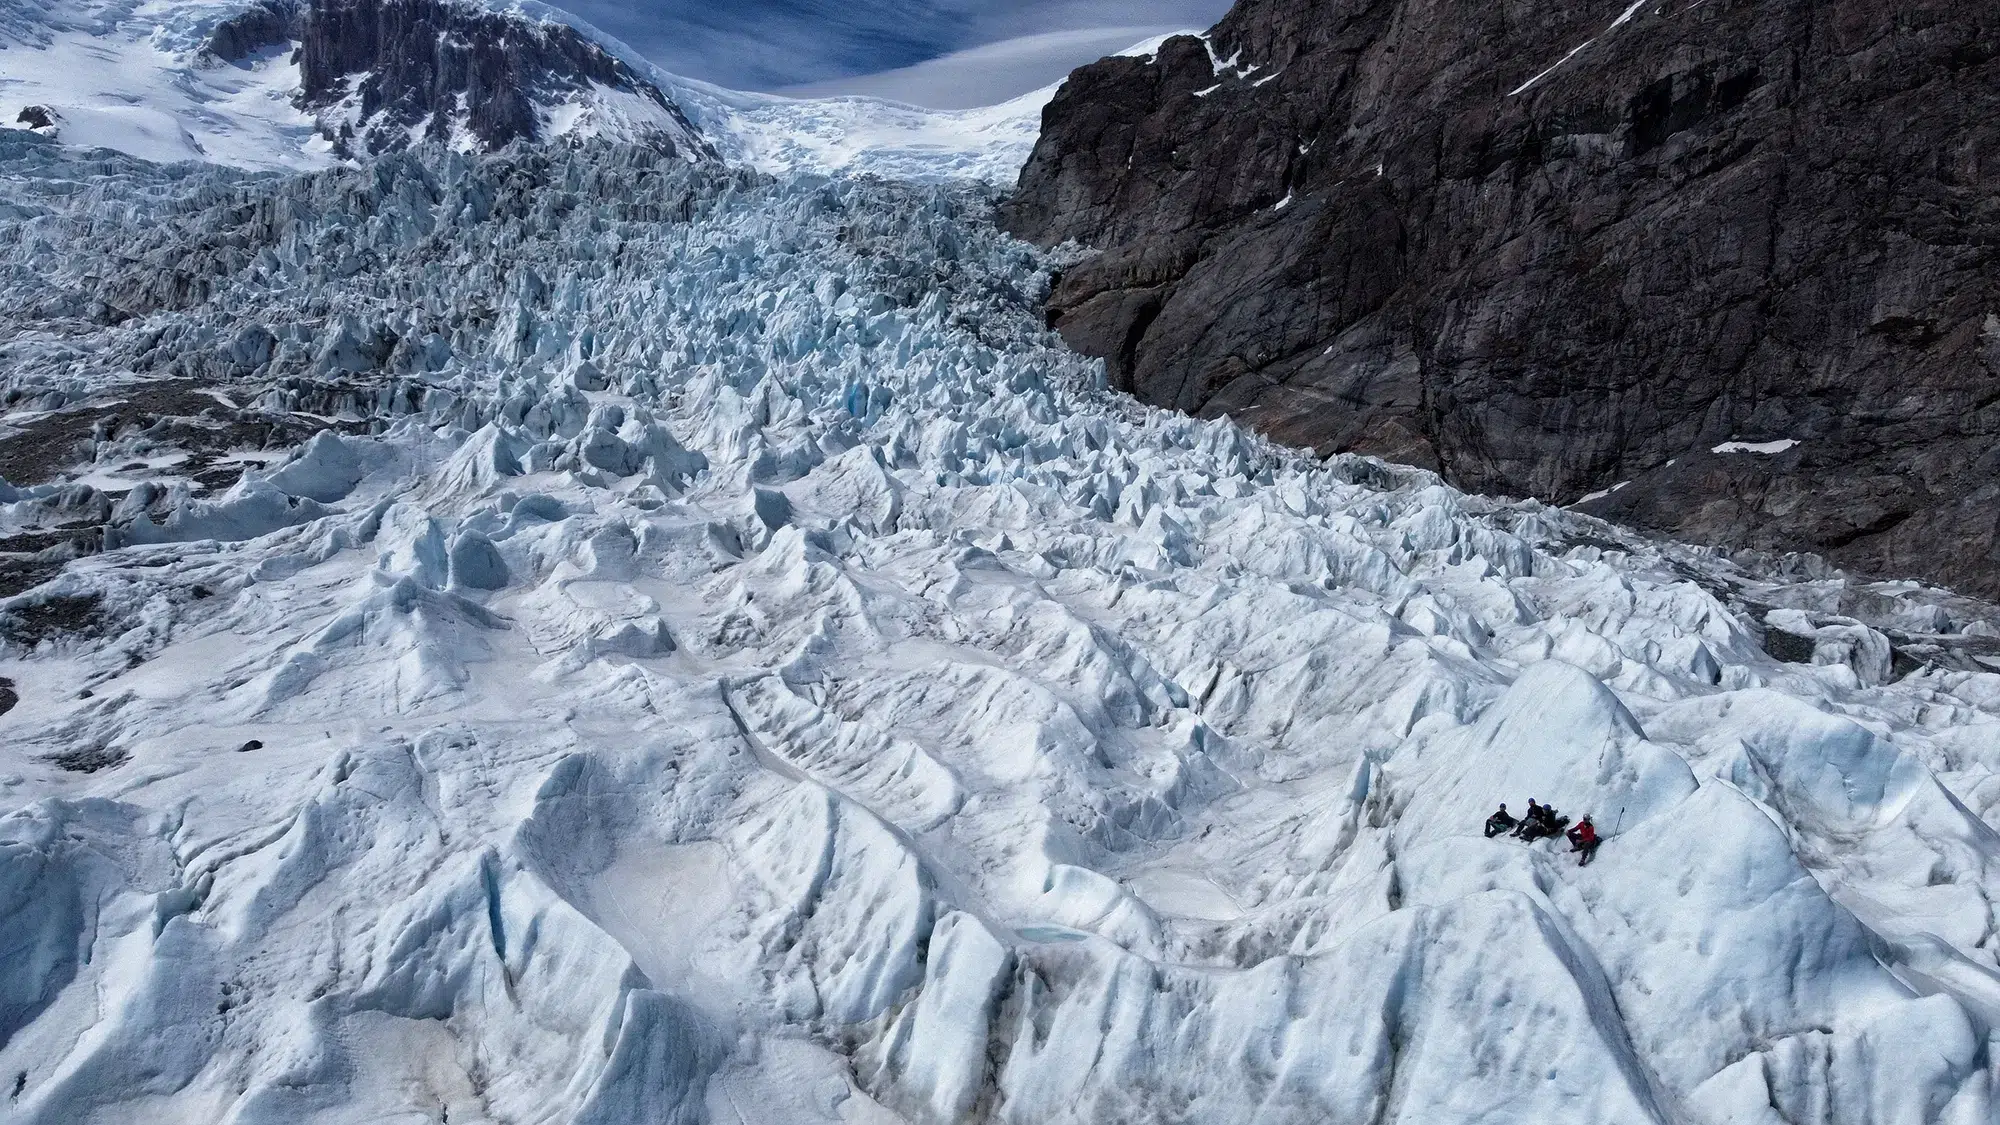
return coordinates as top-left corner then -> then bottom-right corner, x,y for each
1520,802 -> 1570,842
1484,803 -> 1518,837
1510,799 -> 1544,838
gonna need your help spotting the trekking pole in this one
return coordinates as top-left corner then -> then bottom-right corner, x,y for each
1613,806 -> 1625,836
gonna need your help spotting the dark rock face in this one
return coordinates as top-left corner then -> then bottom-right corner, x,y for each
1004,0 -> 2000,595
14,105 -> 57,132
295,0 -> 711,159
203,0 -> 299,63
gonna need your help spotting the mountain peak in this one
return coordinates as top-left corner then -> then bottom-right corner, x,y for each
291,0 -> 712,159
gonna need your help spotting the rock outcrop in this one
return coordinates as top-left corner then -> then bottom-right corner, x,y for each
202,0 -> 298,63
294,0 -> 712,159
1003,0 -> 2000,595
13,105 -> 58,134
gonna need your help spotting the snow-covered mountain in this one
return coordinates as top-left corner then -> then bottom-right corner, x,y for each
1,123 -> 1999,1125
290,0 -> 711,160
0,0 -> 1064,180
0,0 -> 708,164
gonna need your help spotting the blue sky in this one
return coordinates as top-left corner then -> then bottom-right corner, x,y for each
559,0 -> 1233,108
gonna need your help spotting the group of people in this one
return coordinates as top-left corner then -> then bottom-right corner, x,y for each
1484,800 -> 1600,865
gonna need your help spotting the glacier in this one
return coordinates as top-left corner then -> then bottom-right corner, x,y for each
0,129 -> 1999,1125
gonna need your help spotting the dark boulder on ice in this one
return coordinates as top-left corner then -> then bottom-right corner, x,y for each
14,106 -> 58,132
1005,0 -> 2000,595
202,0 -> 299,63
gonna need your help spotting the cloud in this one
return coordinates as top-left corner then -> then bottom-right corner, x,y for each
776,26 -> 1195,109
550,0 -> 1231,92
553,0 -> 969,90
960,0 -> 1226,41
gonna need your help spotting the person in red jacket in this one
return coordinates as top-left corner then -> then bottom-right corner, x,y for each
1566,816 -> 1600,866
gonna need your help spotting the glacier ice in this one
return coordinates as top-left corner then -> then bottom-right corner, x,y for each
0,132 -> 1998,1124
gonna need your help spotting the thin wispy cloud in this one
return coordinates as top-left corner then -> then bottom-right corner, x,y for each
555,0 -> 1231,99
777,26 -> 1191,109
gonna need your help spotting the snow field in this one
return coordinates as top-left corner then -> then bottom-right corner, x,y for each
0,0 -> 329,168
0,138 -> 1996,1122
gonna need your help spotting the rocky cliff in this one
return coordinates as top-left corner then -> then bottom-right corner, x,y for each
1003,0 -> 2000,595
287,0 -> 712,159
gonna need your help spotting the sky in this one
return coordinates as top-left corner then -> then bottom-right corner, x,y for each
555,0 -> 1234,109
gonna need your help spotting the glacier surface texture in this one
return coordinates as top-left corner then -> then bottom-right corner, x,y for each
0,134 -> 1998,1124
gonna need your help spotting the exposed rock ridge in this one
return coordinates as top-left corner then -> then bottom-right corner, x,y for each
294,0 -> 714,159
202,0 -> 300,62
1002,0 -> 2000,596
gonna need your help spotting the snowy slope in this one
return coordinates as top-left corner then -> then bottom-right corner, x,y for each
0,134 -> 1997,1124
696,84 -> 1056,187
0,0 -> 326,167
669,34 -> 1187,185
0,0 -> 1082,182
